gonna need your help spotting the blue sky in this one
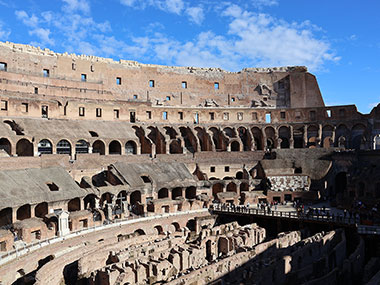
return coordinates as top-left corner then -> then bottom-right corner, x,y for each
0,0 -> 379,114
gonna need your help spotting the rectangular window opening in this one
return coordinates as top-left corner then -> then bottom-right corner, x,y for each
265,113 -> 271,123
22,103 -> 28,113
326,109 -> 331,118
130,111 -> 136,123
210,112 -> 215,120
310,110 -> 316,121
214,82 -> 220,90
0,100 -> 8,111
43,69 -> 49,77
163,111 -> 168,120
0,62 -> 7,72
182,81 -> 187,89
178,112 -> 183,120
149,80 -> 155,87
96,108 -> 102,118
116,77 -> 121,85
280,111 -> 286,119
224,166 -> 230,172
210,166 -> 215,173
34,87 -> 38,94
114,109 -> 119,119
166,96 -> 171,101
237,112 -> 243,121
252,112 -> 257,120
81,74 -> 87,82
231,97 -> 235,102
295,111 -> 301,119
42,105 -> 48,118
146,111 -> 152,119
133,94 -> 138,99
223,112 -> 229,121
79,107 -> 85,117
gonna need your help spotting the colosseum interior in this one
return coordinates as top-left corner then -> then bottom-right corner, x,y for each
0,41 -> 380,284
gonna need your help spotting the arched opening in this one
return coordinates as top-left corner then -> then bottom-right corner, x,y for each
223,127 -> 236,138
172,222 -> 180,232
84,194 -> 97,210
92,140 -> 105,155
236,171 -> 244,179
68,198 -> 81,212
35,202 -> 48,218
179,127 -> 197,153
185,186 -> 197,199
75,140 -> 89,154
238,127 -> 252,151
172,187 -> 182,200
279,126 -> 290,149
186,219 -> 196,231
307,125 -> 318,148
109,140 -> 121,155
130,191 -> 141,205
195,127 -> 213,151
351,124 -> 366,150
226,182 -> 237,193
293,126 -> 304,148
0,207 -> 12,226
0,138 -> 11,155
230,141 -> 240,152
116,191 -> 127,207
154,225 -> 164,235
57,139 -> 71,155
16,139 -> 33,156
265,127 -> 276,150
38,139 -> 52,155
134,229 -> 145,236
322,125 -> 333,148
100,192 -> 112,207
212,183 -> 224,200
375,135 -> 380,150
335,172 -> 347,196
17,204 -> 31,221
251,127 -> 263,150
133,126 -> 152,154
294,167 -> 302,174
125,140 -> 137,154
335,125 -> 348,148
169,140 -> 183,154
158,188 -> 169,199
210,127 -> 228,151
240,183 -> 249,192
148,127 -> 166,154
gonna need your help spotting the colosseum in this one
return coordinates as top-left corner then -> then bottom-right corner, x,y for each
0,41 -> 379,284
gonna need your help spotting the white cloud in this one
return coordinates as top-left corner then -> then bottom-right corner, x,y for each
62,0 -> 90,14
251,0 -> 279,7
120,0 -> 137,6
164,0 -> 184,14
186,6 -> 204,25
0,22 -> 10,40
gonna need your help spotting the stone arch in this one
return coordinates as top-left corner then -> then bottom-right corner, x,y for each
238,127 -> 252,151
265,126 -> 277,149
100,192 -> 113,207
351,123 -> 366,150
133,126 -> 152,154
209,127 -> 228,151
38,139 -> 53,155
148,127 -> 166,154
154,225 -> 164,235
335,124 -> 349,148
158,188 -> 169,199
226,182 -> 237,193
17,204 -> 31,220
35,202 -> 48,218
109,140 -> 122,155
223,127 -> 236,138
84,194 -> 97,209
92,140 -> 105,155
130,190 -> 141,205
212,183 -> 224,200
179,127 -> 197,153
57,139 -> 72,155
125,140 -> 137,154
186,186 -> 197,199
375,135 -> 380,150
293,126 -> 305,148
116,191 -> 127,207
0,137 -> 11,155
68,198 -> 81,212
230,140 -> 240,152
164,126 -> 178,139
307,125 -> 319,148
0,207 -> 12,226
75,140 -> 89,154
279,126 -> 290,149
195,127 -> 213,151
251,127 -> 263,150
171,222 -> 181,232
186,219 -> 196,231
134,229 -> 145,236
172,187 -> 183,200
240,182 -> 249,192
169,139 -> 183,154
322,125 -> 334,148
16,138 -> 33,156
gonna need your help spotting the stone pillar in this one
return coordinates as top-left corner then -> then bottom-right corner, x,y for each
318,124 -> 323,147
303,125 -> 308,148
57,211 -> 70,237
290,125 -> 294,149
106,204 -> 113,220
